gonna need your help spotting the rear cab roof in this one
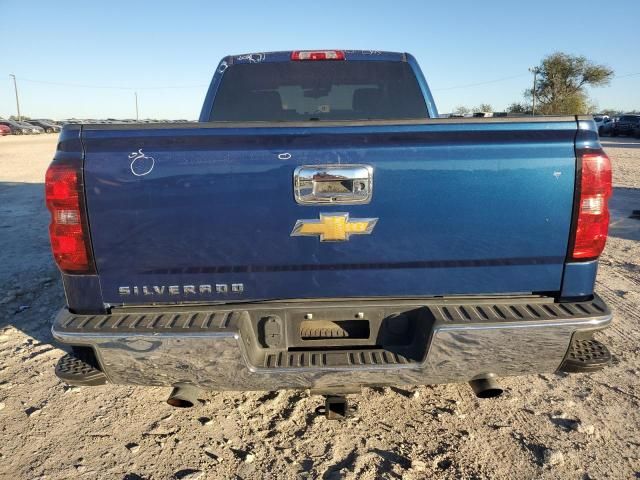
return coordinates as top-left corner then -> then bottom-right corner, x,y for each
224,50 -> 408,65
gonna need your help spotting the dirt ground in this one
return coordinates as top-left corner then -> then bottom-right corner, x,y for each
0,134 -> 639,480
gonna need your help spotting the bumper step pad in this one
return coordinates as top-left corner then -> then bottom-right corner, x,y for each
559,338 -> 612,373
55,353 -> 107,386
54,296 -> 610,335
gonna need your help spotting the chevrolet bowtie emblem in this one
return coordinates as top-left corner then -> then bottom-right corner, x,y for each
290,213 -> 378,242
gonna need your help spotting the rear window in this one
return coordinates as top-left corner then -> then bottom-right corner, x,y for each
209,61 -> 428,122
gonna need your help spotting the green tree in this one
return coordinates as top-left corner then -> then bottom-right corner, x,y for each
507,102 -> 531,114
476,103 -> 493,113
527,52 -> 613,115
453,105 -> 470,115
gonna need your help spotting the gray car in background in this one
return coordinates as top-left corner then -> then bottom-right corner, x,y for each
26,120 -> 61,133
611,114 -> 640,137
593,115 -> 611,135
16,122 -> 43,134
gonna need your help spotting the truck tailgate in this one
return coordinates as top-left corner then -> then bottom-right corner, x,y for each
81,119 -> 577,305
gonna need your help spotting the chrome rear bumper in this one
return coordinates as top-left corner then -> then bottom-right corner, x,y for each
52,296 -> 611,391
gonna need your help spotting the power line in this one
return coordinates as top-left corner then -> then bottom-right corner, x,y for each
13,76 -> 208,90
432,73 -> 529,91
12,72 -> 532,93
6,70 -> 637,95
614,72 -> 640,79
431,70 -> 638,94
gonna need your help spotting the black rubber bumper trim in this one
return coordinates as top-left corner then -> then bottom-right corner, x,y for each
55,353 -> 107,386
558,337 -> 612,373
54,295 -> 610,335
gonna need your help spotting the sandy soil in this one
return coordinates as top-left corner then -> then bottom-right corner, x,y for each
0,134 -> 639,480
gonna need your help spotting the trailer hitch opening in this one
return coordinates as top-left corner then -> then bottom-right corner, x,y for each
315,395 -> 356,420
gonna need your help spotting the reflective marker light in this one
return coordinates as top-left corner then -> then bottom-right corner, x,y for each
45,164 -> 95,273
571,151 -> 612,260
291,50 -> 345,61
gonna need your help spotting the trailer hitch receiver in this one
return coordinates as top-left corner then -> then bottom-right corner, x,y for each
315,395 -> 355,420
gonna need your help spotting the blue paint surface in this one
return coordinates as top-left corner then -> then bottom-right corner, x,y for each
81,119 -> 578,305
561,261 -> 598,298
50,54 -> 603,309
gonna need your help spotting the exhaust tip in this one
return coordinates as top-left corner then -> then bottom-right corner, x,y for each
167,397 -> 195,408
469,376 -> 503,399
474,386 -> 504,399
167,384 -> 201,408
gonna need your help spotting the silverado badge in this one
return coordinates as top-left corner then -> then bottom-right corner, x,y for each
290,213 -> 378,242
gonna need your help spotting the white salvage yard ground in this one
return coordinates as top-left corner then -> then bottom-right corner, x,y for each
0,135 -> 639,480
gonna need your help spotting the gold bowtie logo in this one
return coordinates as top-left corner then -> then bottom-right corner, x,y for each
291,213 -> 378,242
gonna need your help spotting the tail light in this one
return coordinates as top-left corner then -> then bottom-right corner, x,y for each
570,150 -> 612,260
291,50 -> 345,61
45,163 -> 95,273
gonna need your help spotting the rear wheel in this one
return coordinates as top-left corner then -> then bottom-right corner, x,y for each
14,130 -> 22,136
46,128 -> 53,133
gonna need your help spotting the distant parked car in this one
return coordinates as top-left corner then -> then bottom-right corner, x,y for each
36,118 -> 60,126
473,112 -> 494,118
592,115 -> 611,135
0,119 -> 32,135
26,120 -> 61,133
16,122 -> 43,134
0,125 -> 10,136
598,116 -> 618,137
610,114 -> 640,137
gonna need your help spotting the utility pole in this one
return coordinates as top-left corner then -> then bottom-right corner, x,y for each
134,91 -> 139,121
528,67 -> 541,116
9,74 -> 21,121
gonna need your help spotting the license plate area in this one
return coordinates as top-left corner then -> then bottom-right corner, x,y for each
299,319 -> 370,340
238,304 -> 435,368
287,307 -> 385,349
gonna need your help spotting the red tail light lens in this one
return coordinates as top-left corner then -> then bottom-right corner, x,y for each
571,151 -> 612,260
45,164 -> 95,273
291,50 -> 345,61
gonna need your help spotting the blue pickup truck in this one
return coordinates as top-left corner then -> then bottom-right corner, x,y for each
47,50 -> 613,416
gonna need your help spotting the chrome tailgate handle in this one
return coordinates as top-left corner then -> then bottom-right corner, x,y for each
294,164 -> 373,205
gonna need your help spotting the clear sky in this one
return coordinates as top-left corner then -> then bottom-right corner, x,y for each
1,0 -> 639,120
